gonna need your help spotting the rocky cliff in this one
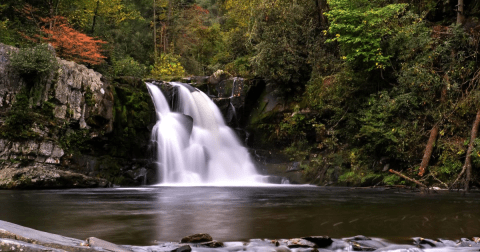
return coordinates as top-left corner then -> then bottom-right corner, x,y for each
0,43 -> 154,189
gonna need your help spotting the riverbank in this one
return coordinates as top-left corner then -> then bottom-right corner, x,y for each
1,220 -> 480,252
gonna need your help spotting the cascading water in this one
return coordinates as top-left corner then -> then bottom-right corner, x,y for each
147,82 -> 268,185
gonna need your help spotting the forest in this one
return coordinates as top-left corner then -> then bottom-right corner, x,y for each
1,0 -> 480,190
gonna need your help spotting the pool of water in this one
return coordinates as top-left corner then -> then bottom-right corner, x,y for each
1,186 -> 479,246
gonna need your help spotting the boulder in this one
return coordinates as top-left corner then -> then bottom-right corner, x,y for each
180,234 -> 213,243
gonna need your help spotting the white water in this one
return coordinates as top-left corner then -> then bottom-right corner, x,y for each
147,82 -> 268,186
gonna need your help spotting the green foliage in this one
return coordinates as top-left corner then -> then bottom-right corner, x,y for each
382,174 -> 402,186
9,44 -> 58,78
113,56 -> 147,78
0,92 -> 37,140
95,156 -> 125,185
150,54 -> 185,80
59,129 -> 91,154
250,0 -> 316,96
325,0 -> 408,70
109,82 -> 153,158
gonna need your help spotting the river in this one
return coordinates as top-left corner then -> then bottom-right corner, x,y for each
1,186 -> 479,246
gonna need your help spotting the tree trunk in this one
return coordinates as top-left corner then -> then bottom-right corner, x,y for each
165,0 -> 172,54
457,0 -> 465,25
91,0 -> 100,34
316,0 -> 328,28
418,125 -> 439,177
463,109 -> 480,191
153,0 -> 157,58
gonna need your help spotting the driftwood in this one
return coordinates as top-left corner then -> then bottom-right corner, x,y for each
418,125 -> 439,177
389,169 -> 428,188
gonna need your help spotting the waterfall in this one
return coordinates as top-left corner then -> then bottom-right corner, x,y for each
147,82 -> 268,185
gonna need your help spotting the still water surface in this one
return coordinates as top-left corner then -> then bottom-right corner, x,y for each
1,186 -> 479,245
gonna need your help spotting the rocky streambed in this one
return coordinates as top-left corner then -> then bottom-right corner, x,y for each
1,220 -> 480,252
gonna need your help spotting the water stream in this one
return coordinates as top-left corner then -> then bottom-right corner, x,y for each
1,187 -> 479,247
146,82 -> 267,185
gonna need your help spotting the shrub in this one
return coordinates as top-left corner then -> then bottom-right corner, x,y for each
113,56 -> 147,78
10,44 -> 58,78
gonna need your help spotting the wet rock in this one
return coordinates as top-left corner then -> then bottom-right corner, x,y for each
196,241 -> 223,248
87,237 -> 132,252
373,245 -> 423,252
286,238 -> 317,248
344,236 -> 389,251
180,234 -> 213,243
170,245 -> 191,252
458,238 -> 480,247
326,239 -> 349,250
412,237 -> 444,248
274,246 -> 291,252
302,236 -> 333,248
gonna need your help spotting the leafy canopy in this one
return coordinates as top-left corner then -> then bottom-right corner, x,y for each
325,0 -> 408,70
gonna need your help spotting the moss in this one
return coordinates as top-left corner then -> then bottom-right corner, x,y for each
84,88 -> 95,107
106,80 -> 154,158
58,129 -> 90,154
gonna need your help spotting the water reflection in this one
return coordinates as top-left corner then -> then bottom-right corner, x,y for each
1,187 -> 480,245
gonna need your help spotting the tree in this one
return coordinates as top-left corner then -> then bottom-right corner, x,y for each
20,5 -> 107,65
457,0 -> 465,25
325,0 -> 408,71
64,0 -> 141,33
41,16 -> 107,65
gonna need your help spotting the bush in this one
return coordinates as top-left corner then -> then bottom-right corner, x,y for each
10,44 -> 58,78
150,54 -> 185,80
113,56 -> 147,78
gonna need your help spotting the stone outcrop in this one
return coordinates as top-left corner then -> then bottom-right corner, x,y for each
0,44 -> 26,110
0,43 -> 146,189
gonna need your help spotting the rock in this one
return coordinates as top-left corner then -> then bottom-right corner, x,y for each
0,238 -> 65,252
0,167 -> 108,189
374,245 -> 424,252
0,220 -> 94,252
458,238 -> 480,247
198,240 -> 223,248
286,162 -> 302,172
0,44 -> 26,109
274,246 -> 291,252
180,234 -> 212,243
208,70 -> 229,85
302,236 -> 333,248
286,238 -> 317,248
170,245 -> 191,252
413,237 -> 445,248
86,237 -> 132,252
343,236 -> 389,251
38,142 -> 54,156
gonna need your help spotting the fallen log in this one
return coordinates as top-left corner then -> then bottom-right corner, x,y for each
389,169 -> 428,188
